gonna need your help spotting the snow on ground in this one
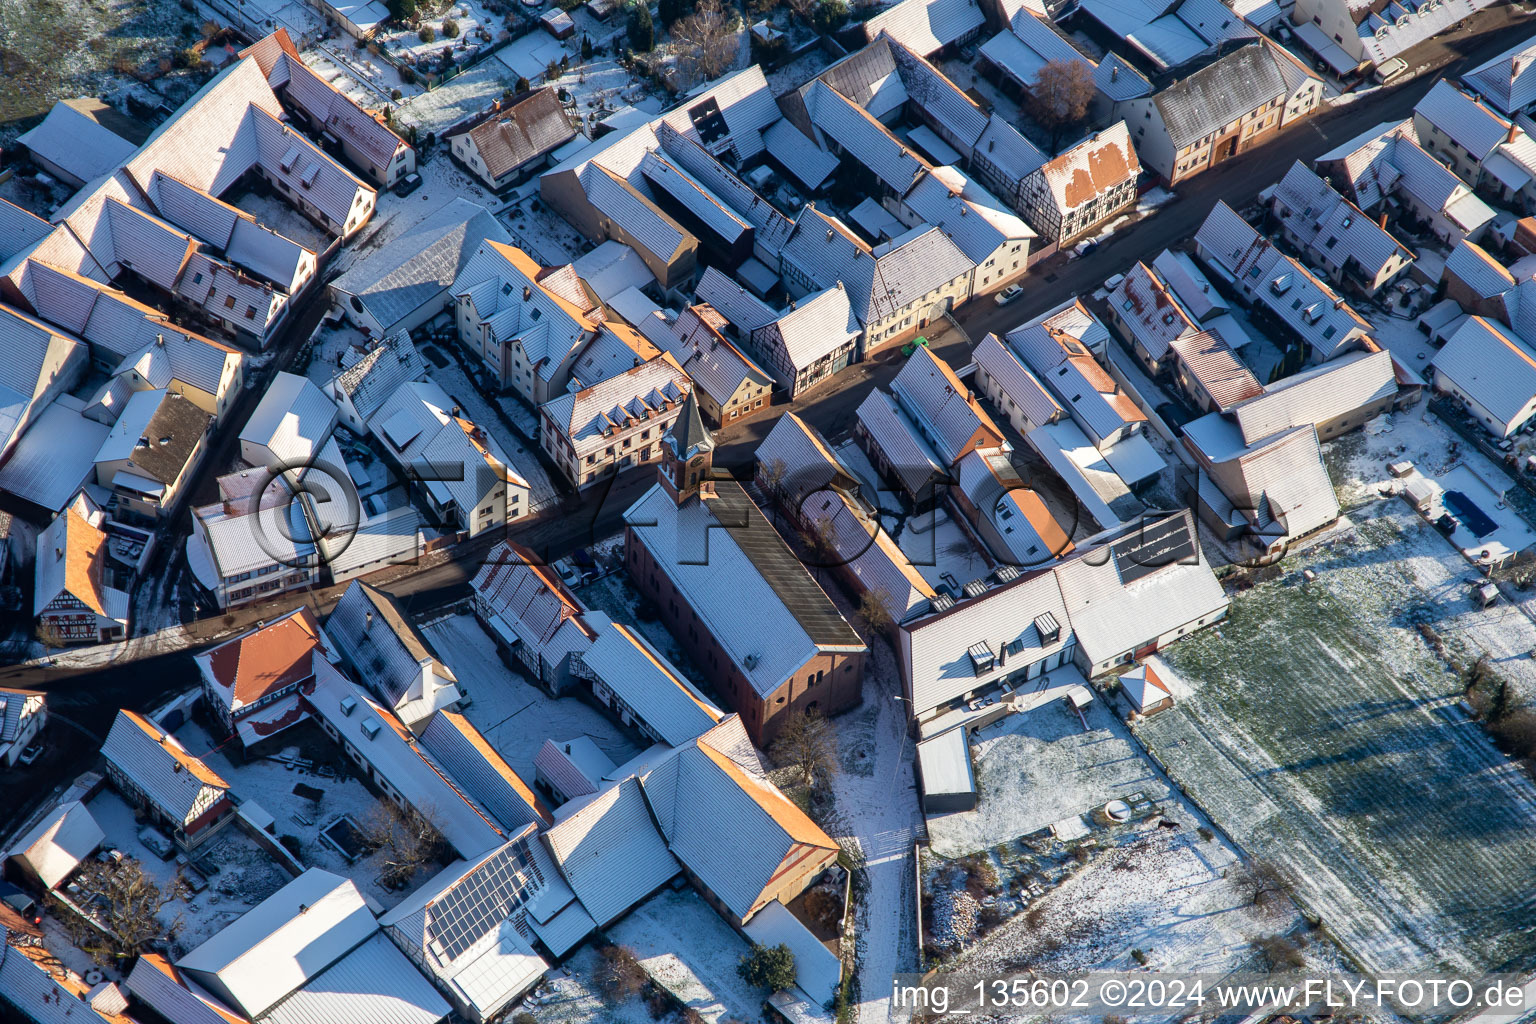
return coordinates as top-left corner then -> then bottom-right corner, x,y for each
421,613 -> 640,780
1371,308 -> 1438,369
503,192 -> 591,266
926,697 -> 1173,859
174,719 -> 425,912
83,788 -> 289,958
951,819 -> 1314,982
576,572 -> 712,692
414,333 -> 559,508
609,887 -> 763,1024
826,636 -> 922,1024
1141,501 -> 1536,975
522,946 -> 658,1024
1136,187 -> 1176,213
232,189 -> 333,252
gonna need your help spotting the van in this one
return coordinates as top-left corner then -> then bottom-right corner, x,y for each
1374,58 -> 1409,84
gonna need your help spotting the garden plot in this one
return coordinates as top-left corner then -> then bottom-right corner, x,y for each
1139,502 -> 1536,976
520,945 -> 658,1024
948,818 -> 1318,982
927,697 -> 1172,859
420,612 -> 640,780
608,887 -> 764,1024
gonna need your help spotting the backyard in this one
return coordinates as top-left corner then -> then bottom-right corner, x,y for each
1138,502 -> 1536,976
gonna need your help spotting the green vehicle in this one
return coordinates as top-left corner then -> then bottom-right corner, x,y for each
901,336 -> 930,356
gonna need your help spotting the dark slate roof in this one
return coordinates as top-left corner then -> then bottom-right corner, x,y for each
1153,41 -> 1289,149
666,389 -> 714,460
126,391 -> 211,485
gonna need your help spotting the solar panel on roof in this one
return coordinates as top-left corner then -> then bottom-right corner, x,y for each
1112,514 -> 1197,584
688,98 -> 730,145
427,840 -> 539,961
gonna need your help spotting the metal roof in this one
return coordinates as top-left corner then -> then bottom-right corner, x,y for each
578,619 -> 722,746
177,869 -> 374,1019
863,0 -> 984,54
259,934 -> 449,1024
624,480 -> 866,699
1432,315 -> 1536,425
542,775 -> 679,927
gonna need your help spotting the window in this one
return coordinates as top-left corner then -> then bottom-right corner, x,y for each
224,294 -> 236,310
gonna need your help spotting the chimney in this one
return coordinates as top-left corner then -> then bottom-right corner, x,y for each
1111,64 -> 1119,81
365,609 -> 373,630
1511,121 -> 1521,144
1379,211 -> 1388,229
523,285 -> 532,301
452,405 -> 461,416
55,547 -> 62,561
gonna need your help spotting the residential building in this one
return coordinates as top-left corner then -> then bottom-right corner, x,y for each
15,98 -> 144,188
380,835 -> 565,1021
895,165 -> 1035,294
187,469 -> 324,609
980,10 -> 1152,119
756,413 -> 938,627
0,688 -> 47,768
861,0 -> 984,56
1413,81 -> 1536,215
1194,201 -> 1375,361
1107,260 -> 1200,373
369,379 -> 533,536
1431,315 -> 1536,436
1115,41 -> 1322,185
1015,123 -> 1140,245
624,400 -> 868,744
196,606 -> 324,748
658,303 -> 775,425
35,495 -> 129,645
1313,119 -> 1496,245
325,580 -> 461,731
890,345 -> 1007,465
1006,304 -> 1151,451
534,736 -> 615,803
574,614 -> 724,746
178,868 -> 446,1023
100,709 -> 233,850
1462,32 -> 1536,118
331,198 -> 511,338
470,540 -> 597,694
1292,0 -> 1493,76
971,332 -> 1064,435
852,388 -> 947,506
1441,239 -> 1521,320
744,279 -> 862,397
79,321 -> 245,425
1168,331 -> 1265,413
952,446 -> 1074,567
542,776 -> 681,926
1076,0 -> 1257,72
2,927 -> 137,1024
324,330 -> 429,433
239,370 -> 338,483
4,800 -> 103,892
448,88 -> 577,191
242,30 -> 415,188
897,509 -> 1228,721
1183,418 -> 1339,554
0,304 -> 89,463
1268,160 -> 1415,295
417,711 -> 553,831
449,241 -> 600,403
91,389 -> 211,526
539,355 -> 692,486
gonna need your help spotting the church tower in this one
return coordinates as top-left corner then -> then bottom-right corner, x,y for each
660,390 -> 716,506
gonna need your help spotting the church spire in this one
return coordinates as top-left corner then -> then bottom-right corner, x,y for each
660,389 -> 716,506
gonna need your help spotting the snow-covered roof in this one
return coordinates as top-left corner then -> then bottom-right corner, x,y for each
891,345 -> 1003,465
571,240 -> 656,302
1445,239 -> 1517,300
804,80 -> 930,195
1007,311 -> 1146,444
331,199 -> 509,332
1227,348 -> 1396,444
17,100 -> 139,184
1094,51 -> 1154,101
1414,80 -> 1513,161
578,618 -> 722,746
326,579 -> 457,710
1151,248 -> 1228,321
305,661 -> 506,859
419,711 -> 553,831
126,954 -> 247,1024
196,605 -> 321,714
1432,315 -> 1536,425
542,356 -> 690,457
763,119 -> 840,190
980,10 -> 1094,90
452,87 -> 575,181
863,0 -> 984,55
1168,331 -> 1264,410
660,65 -> 781,164
624,480 -> 866,699
641,717 -> 839,922
259,933 -> 450,1024
1109,261 -> 1198,364
755,284 -> 862,374
6,800 -> 103,890
1356,0 -> 1494,66
177,869 -> 376,1019
240,370 -> 338,473
328,332 -> 428,425
1270,160 -> 1413,278
855,388 -> 946,495
1151,41 -> 1302,147
0,197 -> 52,264
973,333 -> 1062,426
100,709 -> 228,822
450,241 -> 596,383
1463,32 -> 1536,115
543,775 -> 680,926
471,540 -> 595,665
743,899 -> 844,1004
694,266 -> 778,334
660,305 -> 774,403
0,304 -> 85,461
900,166 -> 1034,266
1,929 -> 135,1024
1033,122 -> 1138,215
956,447 -> 1073,565
0,396 -> 109,513
1119,656 -> 1175,711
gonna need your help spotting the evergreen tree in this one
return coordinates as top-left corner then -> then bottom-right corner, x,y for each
628,3 -> 655,52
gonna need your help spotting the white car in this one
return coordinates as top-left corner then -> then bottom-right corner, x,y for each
1104,273 -> 1125,291
994,285 -> 1023,305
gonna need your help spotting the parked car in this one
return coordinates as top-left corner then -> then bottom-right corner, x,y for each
901,336 -> 930,357
0,882 -> 40,925
1103,273 -> 1125,291
17,741 -> 43,766
138,826 -> 175,860
994,284 -> 1024,305
394,172 -> 423,198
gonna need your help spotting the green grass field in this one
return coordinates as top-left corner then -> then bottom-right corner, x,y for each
1138,506 -> 1536,975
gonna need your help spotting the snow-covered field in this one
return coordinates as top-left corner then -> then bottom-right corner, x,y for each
1141,501 -> 1536,975
950,819 -> 1316,982
421,613 -> 640,781
926,697 -> 1173,859
609,887 -> 764,1024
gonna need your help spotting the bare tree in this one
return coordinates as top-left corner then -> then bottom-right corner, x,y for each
786,0 -> 818,23
761,456 -> 788,524
61,857 -> 187,964
361,803 -> 446,889
595,944 -> 648,1001
1236,858 -> 1290,908
672,0 -> 738,85
1028,60 -> 1097,150
771,708 -> 839,790
802,513 -> 839,579
855,587 -> 895,637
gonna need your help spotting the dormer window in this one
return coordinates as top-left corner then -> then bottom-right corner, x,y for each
967,641 -> 995,675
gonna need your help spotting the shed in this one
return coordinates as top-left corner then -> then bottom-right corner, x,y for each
1404,475 -> 1440,511
1119,657 -> 1175,716
541,8 -> 576,37
5,800 -> 104,890
915,728 -> 976,814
